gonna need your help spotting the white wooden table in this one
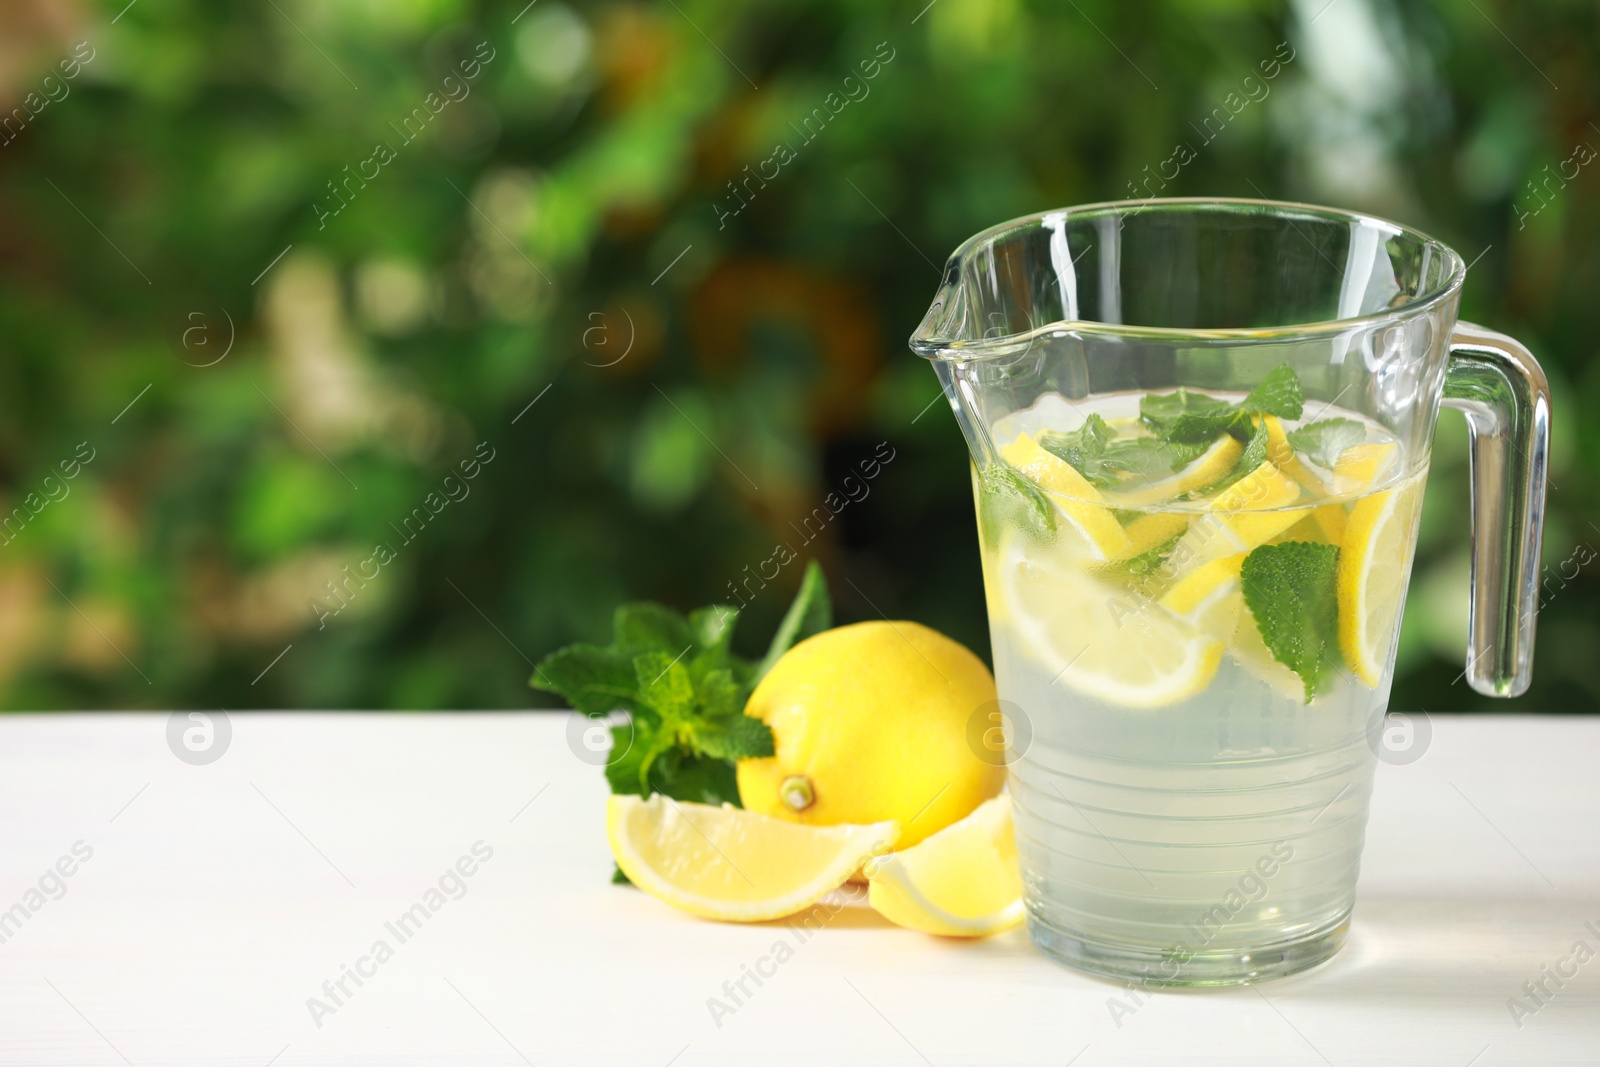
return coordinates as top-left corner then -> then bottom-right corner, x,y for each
1,712 -> 1596,1066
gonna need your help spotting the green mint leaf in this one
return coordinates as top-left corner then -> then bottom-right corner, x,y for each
612,715 -> 680,796
688,604 -> 740,664
1141,367 -> 1305,447
1096,437 -> 1167,479
603,717 -> 656,795
1200,418 -> 1270,496
1038,414 -> 1115,483
978,462 -> 1056,547
756,560 -> 832,680
1102,531 -> 1184,579
694,667 -> 744,720
1163,438 -> 1212,470
1240,364 -> 1305,419
1166,408 -> 1248,444
1141,389 -> 1235,439
639,641 -> 777,774
634,651 -> 696,722
535,568 -> 830,854
1051,433 -> 1218,501
612,865 -> 632,885
1137,391 -> 1186,427
644,750 -> 743,806
530,645 -> 647,718
692,713 -> 776,762
1099,436 -> 1212,482
1240,541 -> 1343,702
613,602 -> 694,657
1288,417 -> 1367,469
1238,417 -> 1271,471
1082,412 -> 1114,450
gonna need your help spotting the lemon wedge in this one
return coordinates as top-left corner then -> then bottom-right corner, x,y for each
999,433 -> 1133,560
868,795 -> 1023,937
1117,511 -> 1191,560
1171,461 -> 1306,568
999,534 -> 1223,707
1332,441 -> 1399,496
1211,459 -> 1303,513
1261,415 -> 1328,493
1261,416 -> 1346,542
1337,474 -> 1425,686
1310,503 -> 1347,545
1113,434 -> 1243,507
1229,602 -> 1307,702
1157,553 -> 1245,640
607,794 -> 898,922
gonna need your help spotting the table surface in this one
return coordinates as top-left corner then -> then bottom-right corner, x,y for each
1,712 -> 1596,1066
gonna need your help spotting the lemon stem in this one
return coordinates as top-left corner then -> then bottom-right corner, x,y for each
780,775 -> 815,811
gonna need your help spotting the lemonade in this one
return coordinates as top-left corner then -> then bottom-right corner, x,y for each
974,370 -> 1426,985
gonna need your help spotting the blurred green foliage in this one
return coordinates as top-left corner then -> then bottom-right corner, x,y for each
0,0 -> 1594,710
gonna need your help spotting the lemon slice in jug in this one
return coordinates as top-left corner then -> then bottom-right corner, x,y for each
998,534 -> 1223,708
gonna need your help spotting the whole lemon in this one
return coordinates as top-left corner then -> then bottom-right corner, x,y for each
737,620 -> 1004,848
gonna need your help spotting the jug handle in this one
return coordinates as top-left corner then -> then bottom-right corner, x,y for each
1441,321 -> 1551,698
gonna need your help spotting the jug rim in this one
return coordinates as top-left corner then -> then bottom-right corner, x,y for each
909,196 -> 1467,357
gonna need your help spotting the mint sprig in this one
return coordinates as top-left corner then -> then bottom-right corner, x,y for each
1140,364 -> 1305,443
1023,367 -> 1311,505
1038,413 -> 1115,484
1133,365 -> 1305,494
1240,541 -> 1343,701
1240,364 -> 1306,420
979,462 -> 1055,545
1141,389 -> 1239,443
532,560 -> 833,808
1235,417 -> 1270,473
1039,416 -> 1210,489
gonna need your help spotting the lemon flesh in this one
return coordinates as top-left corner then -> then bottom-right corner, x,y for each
1229,602 -> 1307,702
1338,475 -> 1425,686
1000,534 -> 1224,708
1261,415 -> 1347,541
1119,511 -> 1191,559
738,621 -> 1004,848
1211,459 -> 1303,512
998,433 -> 1133,560
607,794 -> 898,922
1171,460 -> 1306,568
1157,553 -> 1244,641
868,795 -> 1023,938
1261,415 -> 1330,494
1333,441 -> 1399,497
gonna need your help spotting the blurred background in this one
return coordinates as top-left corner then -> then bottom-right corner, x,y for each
0,0 -> 1593,711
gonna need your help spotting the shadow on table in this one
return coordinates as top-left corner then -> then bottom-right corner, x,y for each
747,899 -> 900,932
1236,892 -> 1600,1007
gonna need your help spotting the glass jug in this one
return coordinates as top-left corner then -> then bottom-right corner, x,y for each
910,198 -> 1549,986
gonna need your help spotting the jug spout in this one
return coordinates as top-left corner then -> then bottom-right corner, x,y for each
910,269 -> 969,359
911,263 -> 1049,469
926,358 -> 1000,470
912,267 -> 995,466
